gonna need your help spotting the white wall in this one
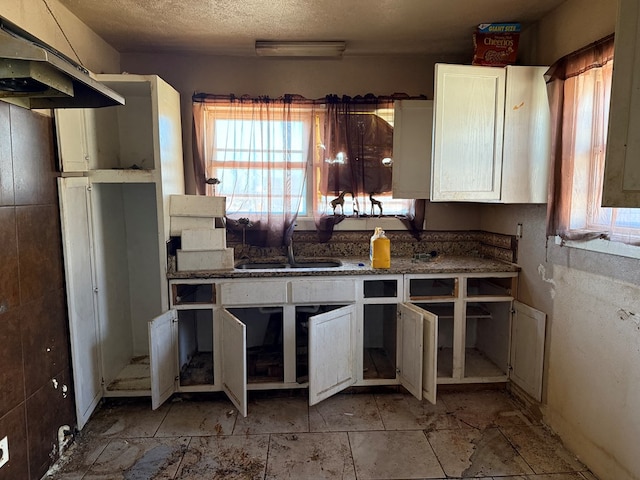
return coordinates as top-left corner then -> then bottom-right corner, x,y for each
0,0 -> 119,73
482,2 -> 640,479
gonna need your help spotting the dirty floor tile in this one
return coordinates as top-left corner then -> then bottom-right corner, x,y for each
427,427 -> 534,477
349,430 -> 444,479
233,396 -> 309,435
82,437 -> 189,479
500,425 -> 587,474
155,398 -> 237,437
41,436 -> 110,479
266,432 -> 356,479
309,393 -> 384,432
176,434 -> 269,479
439,389 -> 531,429
82,398 -> 169,438
375,392 -> 461,431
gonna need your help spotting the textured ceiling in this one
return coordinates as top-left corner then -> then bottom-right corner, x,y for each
58,0 -> 567,56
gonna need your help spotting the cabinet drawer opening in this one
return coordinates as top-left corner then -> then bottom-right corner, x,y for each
409,278 -> 457,299
178,309 -> 214,386
364,279 -> 398,298
467,277 -> 514,297
172,283 -> 215,305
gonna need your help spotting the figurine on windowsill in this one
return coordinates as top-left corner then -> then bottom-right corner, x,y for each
369,193 -> 383,217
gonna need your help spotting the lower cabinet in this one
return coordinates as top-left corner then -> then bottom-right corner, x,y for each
152,272 -> 546,416
406,272 -> 546,402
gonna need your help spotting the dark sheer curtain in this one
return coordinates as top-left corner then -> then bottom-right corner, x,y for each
315,94 -> 424,241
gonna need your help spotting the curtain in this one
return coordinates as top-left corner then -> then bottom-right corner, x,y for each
314,94 -> 424,241
545,35 -> 615,240
193,94 -> 315,247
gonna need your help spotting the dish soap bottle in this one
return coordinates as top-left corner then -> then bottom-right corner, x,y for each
370,227 -> 391,269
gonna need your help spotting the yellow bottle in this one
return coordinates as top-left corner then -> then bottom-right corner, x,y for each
370,227 -> 391,269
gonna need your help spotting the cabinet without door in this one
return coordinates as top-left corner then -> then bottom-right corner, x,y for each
405,272 -> 546,402
431,64 -> 550,203
57,75 -> 184,429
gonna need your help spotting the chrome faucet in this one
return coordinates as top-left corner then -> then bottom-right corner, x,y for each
287,242 -> 295,266
286,223 -> 297,266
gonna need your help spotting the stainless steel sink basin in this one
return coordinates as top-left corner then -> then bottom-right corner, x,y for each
290,261 -> 342,268
235,260 -> 342,270
234,262 -> 289,269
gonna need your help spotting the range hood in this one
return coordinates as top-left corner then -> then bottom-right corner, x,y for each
0,18 -> 124,109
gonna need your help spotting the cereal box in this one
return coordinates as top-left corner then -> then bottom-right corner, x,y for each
473,23 -> 520,66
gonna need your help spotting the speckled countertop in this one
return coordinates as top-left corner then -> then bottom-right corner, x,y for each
167,255 -> 520,279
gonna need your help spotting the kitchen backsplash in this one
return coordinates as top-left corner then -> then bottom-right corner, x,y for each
226,230 -> 517,264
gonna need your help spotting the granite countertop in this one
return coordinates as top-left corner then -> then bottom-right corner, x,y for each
167,255 -> 520,279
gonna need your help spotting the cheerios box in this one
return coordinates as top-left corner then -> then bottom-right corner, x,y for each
472,23 -> 520,66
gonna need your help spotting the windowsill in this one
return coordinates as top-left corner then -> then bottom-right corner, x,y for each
295,216 -> 410,232
555,235 -> 640,260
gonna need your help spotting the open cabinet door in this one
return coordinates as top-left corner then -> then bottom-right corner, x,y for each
420,306 -> 438,404
149,309 -> 178,409
308,305 -> 357,406
397,304 -> 425,400
220,309 -> 247,417
58,177 -> 102,430
510,301 -> 546,401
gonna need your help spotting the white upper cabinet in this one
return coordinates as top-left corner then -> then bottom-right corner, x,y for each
432,65 -> 505,201
431,64 -> 550,203
392,100 -> 433,199
603,0 -> 640,207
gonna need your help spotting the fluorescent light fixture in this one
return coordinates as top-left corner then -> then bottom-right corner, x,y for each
255,41 -> 346,57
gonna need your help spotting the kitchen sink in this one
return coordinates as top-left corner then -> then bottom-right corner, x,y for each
290,261 -> 342,268
234,262 -> 289,269
234,260 -> 342,270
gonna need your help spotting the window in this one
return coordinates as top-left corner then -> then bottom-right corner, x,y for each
196,96 -> 411,220
547,35 -> 640,246
210,115 -> 310,216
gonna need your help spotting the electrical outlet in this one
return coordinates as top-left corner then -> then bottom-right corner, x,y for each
0,436 -> 8,469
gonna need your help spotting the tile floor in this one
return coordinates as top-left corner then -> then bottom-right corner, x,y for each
43,388 -> 599,480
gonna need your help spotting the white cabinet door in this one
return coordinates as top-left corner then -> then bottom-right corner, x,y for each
220,309 -> 248,417
397,304 -> 424,400
308,305 -> 357,406
420,306 -> 438,404
55,109 -> 95,172
510,301 -> 546,401
603,0 -> 640,207
432,64 -> 505,201
502,66 -> 551,204
392,100 -> 433,199
149,309 -> 178,409
58,177 -> 102,430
